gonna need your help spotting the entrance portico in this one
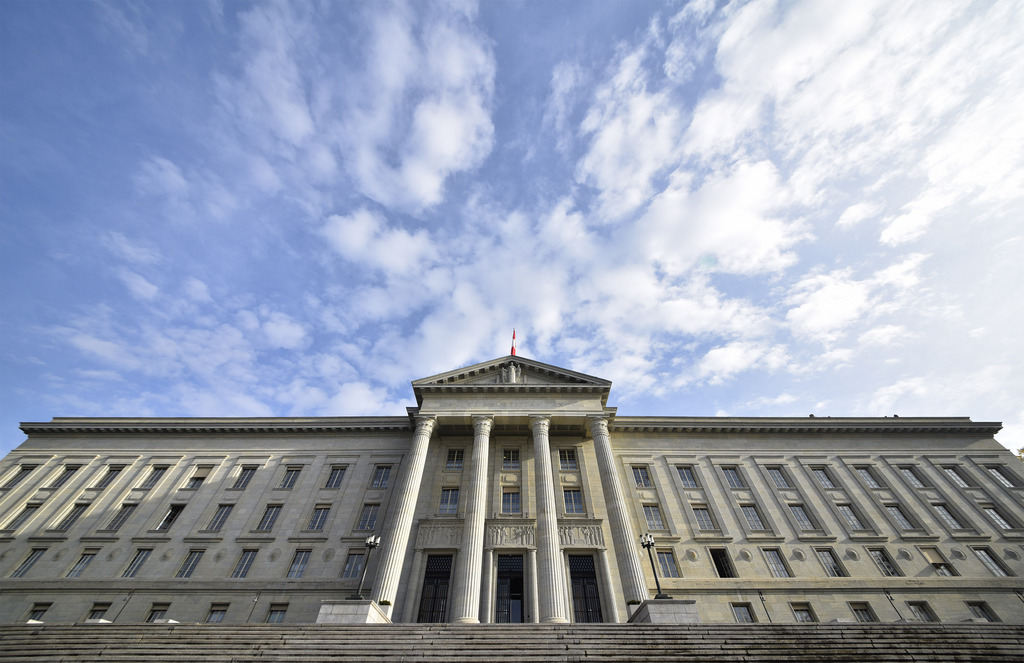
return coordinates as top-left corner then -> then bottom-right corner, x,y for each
370,356 -> 648,624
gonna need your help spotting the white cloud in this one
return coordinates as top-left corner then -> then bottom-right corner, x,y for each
694,341 -> 789,385
262,312 -> 306,350
321,208 -> 437,276
786,270 -> 872,343
134,156 -> 188,198
102,232 -> 162,264
116,269 -> 159,301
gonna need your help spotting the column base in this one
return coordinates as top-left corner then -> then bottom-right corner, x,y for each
540,617 -> 571,624
452,617 -> 480,624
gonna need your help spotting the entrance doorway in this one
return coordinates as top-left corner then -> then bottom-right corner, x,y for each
568,554 -> 603,623
495,554 -> 524,623
417,554 -> 453,622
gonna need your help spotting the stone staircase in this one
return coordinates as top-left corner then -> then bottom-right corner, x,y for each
1,623 -> 1022,662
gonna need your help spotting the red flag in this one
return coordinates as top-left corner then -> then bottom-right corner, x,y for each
511,329 -> 516,356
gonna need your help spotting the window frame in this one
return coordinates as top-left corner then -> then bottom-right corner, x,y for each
1,465 -> 37,490
815,548 -> 846,577
899,466 -> 927,489
207,504 -> 233,532
632,465 -> 652,488
307,505 -> 331,531
502,448 -> 521,471
657,550 -> 680,578
563,488 -> 585,515
138,466 -> 167,490
279,466 -> 302,489
231,549 -> 258,578
4,504 -> 40,531
836,504 -> 867,530
559,449 -> 578,471
811,468 -> 836,489
789,504 -> 816,530
972,547 -> 1011,577
642,504 -> 665,529
232,466 -> 257,490
94,465 -> 124,489
155,504 -> 184,531
907,601 -> 937,622
325,465 -> 346,489
676,465 -> 699,488
867,547 -> 902,577
933,503 -> 966,530
762,548 -> 792,578
791,602 -> 816,623
445,449 -> 464,471
501,489 -> 521,514
438,487 -> 459,515
722,466 -> 745,489
287,549 -> 311,578
10,548 -> 47,578
766,466 -> 791,489
740,504 -> 767,531
357,504 -> 379,530
692,506 -> 716,531
342,551 -> 365,578
53,503 -> 88,531
255,504 -> 282,532
731,602 -> 755,623
856,466 -> 883,489
942,466 -> 970,488
122,548 -> 152,578
65,550 -> 98,578
370,465 -> 391,488
176,549 -> 204,578
105,503 -> 137,532
265,604 -> 288,624
849,602 -> 877,623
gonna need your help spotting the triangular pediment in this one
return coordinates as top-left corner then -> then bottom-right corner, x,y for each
413,356 -> 610,388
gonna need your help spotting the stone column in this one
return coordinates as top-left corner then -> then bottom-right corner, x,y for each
480,548 -> 494,623
372,415 -> 436,613
597,548 -> 621,623
531,415 -> 570,623
451,415 -> 492,623
587,415 -> 647,604
401,549 -> 425,623
527,548 -> 539,623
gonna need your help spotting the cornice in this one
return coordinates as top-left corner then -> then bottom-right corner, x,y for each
609,416 -> 1002,436
19,417 -> 413,436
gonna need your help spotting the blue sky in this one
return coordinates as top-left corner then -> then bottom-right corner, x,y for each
2,0 -> 1022,456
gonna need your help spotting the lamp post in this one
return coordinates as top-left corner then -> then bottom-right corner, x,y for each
640,533 -> 671,599
349,535 -> 381,600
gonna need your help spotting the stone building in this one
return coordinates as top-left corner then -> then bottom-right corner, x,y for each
1,355 -> 1022,627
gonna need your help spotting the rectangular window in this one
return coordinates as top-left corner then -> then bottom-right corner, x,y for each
676,465 -> 699,488
987,466 -> 1016,488
256,505 -> 282,531
206,604 -> 228,623
233,466 -> 257,489
87,603 -> 110,621
559,449 -> 578,471
207,504 -> 233,531
657,550 -> 680,578
122,549 -> 152,578
741,505 -> 767,530
325,465 -> 346,488
371,466 -> 391,488
886,504 -> 915,530
921,547 -> 957,576
266,604 -> 287,623
762,548 -> 791,578
900,466 -> 926,488
2,465 -> 37,490
767,467 -> 790,489
983,506 -> 1013,530
95,465 -> 123,489
973,547 -> 1011,576
155,504 -> 184,531
503,449 -> 521,471
106,504 -> 137,531
731,603 -> 755,623
710,548 -> 736,578
231,549 -> 258,578
943,467 -> 970,488
308,506 -> 330,531
445,449 -> 464,471
10,548 -> 46,578
4,504 -> 39,531
966,601 -> 997,622
438,488 -> 459,515
357,504 -> 379,530
812,468 -> 835,489
287,549 -> 311,578
146,604 -> 170,623
564,489 -> 585,514
632,466 -> 652,488
342,552 -> 364,578
868,548 -> 902,577
907,601 -> 936,622
643,504 -> 664,529
66,550 -> 97,578
279,466 -> 301,489
857,467 -> 882,489
933,504 -> 965,530
837,504 -> 867,530
791,603 -> 816,623
815,548 -> 846,577
49,465 -> 80,488
692,507 -> 716,530
176,550 -> 204,578
185,466 -> 211,490
54,503 -> 87,531
850,602 -> 877,623
139,466 -> 167,490
723,467 -> 744,488
502,490 -> 521,514
790,504 -> 815,530
28,603 -> 51,621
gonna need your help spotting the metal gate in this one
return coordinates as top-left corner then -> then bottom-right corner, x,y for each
495,554 -> 524,623
568,555 -> 603,623
417,554 -> 453,623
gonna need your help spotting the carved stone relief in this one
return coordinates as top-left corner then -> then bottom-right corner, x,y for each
486,524 -> 536,548
416,523 -> 464,548
558,523 -> 605,547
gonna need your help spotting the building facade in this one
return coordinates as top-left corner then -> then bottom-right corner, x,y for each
1,356 -> 1022,626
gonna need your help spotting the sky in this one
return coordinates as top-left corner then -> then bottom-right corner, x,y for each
1,0 -> 1022,457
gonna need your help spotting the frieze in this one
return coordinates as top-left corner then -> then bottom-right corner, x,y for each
486,523 -> 536,548
558,523 -> 605,548
416,523 -> 464,548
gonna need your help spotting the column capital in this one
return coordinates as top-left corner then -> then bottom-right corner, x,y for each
529,415 -> 550,434
585,415 -> 609,438
414,415 -> 437,435
472,415 -> 493,435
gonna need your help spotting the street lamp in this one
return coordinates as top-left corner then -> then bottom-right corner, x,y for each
349,535 -> 381,600
640,532 -> 671,599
